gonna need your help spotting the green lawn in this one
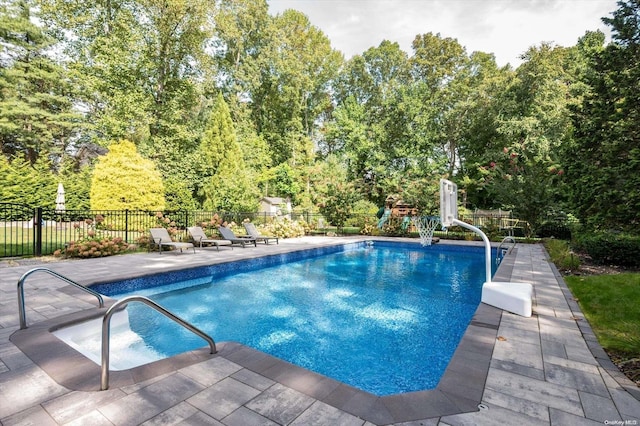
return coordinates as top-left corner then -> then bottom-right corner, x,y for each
565,273 -> 640,354
0,226 -> 146,257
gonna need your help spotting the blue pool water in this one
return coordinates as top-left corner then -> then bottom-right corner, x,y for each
96,241 -> 494,396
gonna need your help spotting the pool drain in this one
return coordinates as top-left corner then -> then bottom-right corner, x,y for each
478,403 -> 489,411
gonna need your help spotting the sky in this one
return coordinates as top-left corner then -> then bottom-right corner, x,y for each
267,0 -> 618,67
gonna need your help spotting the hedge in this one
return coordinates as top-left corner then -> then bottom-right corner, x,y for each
573,231 -> 640,268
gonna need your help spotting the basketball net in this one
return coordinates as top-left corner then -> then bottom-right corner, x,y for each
412,216 -> 440,246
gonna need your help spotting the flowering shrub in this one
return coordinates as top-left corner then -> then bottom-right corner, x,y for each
135,212 -> 182,249
381,215 -> 409,236
360,217 -> 377,235
258,218 -> 306,238
198,214 -> 224,237
55,236 -> 131,258
56,213 -> 136,257
153,212 -> 178,235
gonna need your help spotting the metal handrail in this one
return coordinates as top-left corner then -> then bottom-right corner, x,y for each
17,267 -> 105,329
496,237 -> 517,264
101,295 -> 217,390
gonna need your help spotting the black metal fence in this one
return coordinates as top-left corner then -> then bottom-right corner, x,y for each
0,203 -> 345,258
1,202 -> 574,258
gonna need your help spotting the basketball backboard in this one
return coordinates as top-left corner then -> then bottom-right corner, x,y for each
439,179 -> 458,227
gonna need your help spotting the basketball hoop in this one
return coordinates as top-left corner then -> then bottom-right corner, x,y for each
412,216 -> 440,246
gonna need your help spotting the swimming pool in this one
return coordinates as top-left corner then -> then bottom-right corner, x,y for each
86,241 -> 495,396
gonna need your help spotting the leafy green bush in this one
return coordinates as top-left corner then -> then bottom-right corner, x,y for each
544,238 -> 580,270
573,231 -> 640,268
381,216 -> 409,237
359,217 -> 377,236
345,200 -> 378,228
317,182 -> 359,228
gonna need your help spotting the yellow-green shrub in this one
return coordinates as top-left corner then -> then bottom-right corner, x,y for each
90,140 -> 165,211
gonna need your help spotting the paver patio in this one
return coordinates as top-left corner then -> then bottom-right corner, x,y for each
1,237 -> 639,425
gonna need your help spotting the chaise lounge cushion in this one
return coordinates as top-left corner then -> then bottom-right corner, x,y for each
187,226 -> 233,250
149,228 -> 195,254
243,222 -> 278,245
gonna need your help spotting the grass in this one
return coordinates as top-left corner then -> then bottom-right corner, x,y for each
565,273 -> 640,354
1,225 -> 146,257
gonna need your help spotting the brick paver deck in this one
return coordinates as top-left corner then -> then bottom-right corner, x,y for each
1,237 -> 639,425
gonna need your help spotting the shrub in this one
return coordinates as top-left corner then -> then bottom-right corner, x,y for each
90,140 -> 165,211
197,214 -> 224,236
345,200 -> 378,228
544,238 -> 581,271
259,218 -> 306,238
55,236 -> 131,258
573,231 -> 640,268
360,217 -> 377,235
381,216 -> 409,237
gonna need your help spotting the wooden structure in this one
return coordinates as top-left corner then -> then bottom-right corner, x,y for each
383,195 -> 418,232
258,197 -> 291,217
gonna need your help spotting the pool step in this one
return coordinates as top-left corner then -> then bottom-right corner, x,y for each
481,281 -> 533,317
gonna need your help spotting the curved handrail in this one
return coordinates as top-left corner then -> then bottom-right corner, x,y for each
101,295 -> 217,390
17,267 -> 105,329
496,237 -> 517,264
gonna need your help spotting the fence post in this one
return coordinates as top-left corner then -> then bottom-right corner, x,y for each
34,207 -> 42,257
125,209 -> 129,243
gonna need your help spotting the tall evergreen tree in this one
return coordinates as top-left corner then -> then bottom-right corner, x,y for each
0,154 -> 56,207
569,0 -> 640,230
0,0 -> 81,164
198,93 -> 258,212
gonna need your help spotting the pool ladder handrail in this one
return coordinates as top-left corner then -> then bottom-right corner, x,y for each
17,267 -> 105,330
496,236 -> 517,264
101,295 -> 217,390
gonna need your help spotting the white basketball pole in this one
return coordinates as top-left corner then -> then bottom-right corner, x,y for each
440,179 -> 533,317
451,219 -> 492,284
440,179 -> 492,283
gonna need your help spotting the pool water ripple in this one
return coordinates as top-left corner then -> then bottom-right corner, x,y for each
102,242 -> 491,396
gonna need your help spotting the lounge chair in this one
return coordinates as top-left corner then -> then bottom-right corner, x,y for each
217,226 -> 257,248
243,222 -> 278,245
187,226 -> 233,250
149,228 -> 195,254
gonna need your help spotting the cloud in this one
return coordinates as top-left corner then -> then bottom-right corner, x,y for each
268,0 -> 617,66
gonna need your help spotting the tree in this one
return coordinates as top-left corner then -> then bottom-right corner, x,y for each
569,0 -> 640,231
38,0 -> 152,143
409,33 -> 471,176
263,163 -> 300,201
39,0 -> 213,165
317,181 -> 360,229
212,0 -> 271,101
469,43 -> 581,230
90,140 -> 165,210
329,41 -> 412,205
248,9 -> 342,165
0,154 -> 56,207
0,0 -> 82,164
198,93 -> 258,212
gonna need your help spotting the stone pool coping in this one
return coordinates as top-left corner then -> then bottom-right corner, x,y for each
10,238 -> 512,424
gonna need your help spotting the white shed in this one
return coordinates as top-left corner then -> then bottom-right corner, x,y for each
259,197 -> 291,216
